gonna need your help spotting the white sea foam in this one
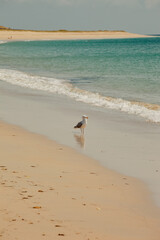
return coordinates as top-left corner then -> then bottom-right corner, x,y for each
0,41 -> 7,44
0,68 -> 160,123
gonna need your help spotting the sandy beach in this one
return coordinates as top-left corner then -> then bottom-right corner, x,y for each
0,120 -> 160,240
0,0 -> 159,236
0,30 -> 148,41
0,30 -> 160,240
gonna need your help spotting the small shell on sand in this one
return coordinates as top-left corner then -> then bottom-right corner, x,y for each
33,206 -> 42,209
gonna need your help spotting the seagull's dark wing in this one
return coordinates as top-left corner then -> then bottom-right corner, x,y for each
74,120 -> 83,129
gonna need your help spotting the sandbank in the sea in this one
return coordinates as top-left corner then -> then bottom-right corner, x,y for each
0,29 -> 148,41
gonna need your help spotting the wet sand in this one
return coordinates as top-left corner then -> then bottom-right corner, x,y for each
1,80 -> 160,208
0,121 -> 160,240
0,30 -> 148,41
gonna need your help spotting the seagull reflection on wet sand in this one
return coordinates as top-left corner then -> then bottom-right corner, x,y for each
74,134 -> 85,148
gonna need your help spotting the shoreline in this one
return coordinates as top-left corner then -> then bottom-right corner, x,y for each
1,80 -> 160,208
1,120 -> 160,239
0,30 -> 149,41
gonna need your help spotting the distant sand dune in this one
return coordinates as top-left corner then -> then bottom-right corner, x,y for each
0,29 -> 148,41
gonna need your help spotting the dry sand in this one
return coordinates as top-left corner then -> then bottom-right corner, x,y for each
0,121 -> 160,240
0,30 -> 148,41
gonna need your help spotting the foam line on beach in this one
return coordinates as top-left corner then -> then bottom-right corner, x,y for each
0,40 -> 7,44
0,68 -> 160,123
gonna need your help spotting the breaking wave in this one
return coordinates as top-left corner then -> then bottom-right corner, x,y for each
0,68 -> 160,123
0,41 -> 7,44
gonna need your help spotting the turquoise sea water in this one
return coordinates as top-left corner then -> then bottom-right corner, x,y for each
0,37 -> 160,122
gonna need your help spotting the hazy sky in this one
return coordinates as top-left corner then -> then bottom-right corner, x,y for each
0,0 -> 160,34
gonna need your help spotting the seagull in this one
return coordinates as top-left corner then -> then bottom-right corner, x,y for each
74,115 -> 88,134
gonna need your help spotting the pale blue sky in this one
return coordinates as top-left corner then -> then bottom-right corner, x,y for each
0,0 -> 160,34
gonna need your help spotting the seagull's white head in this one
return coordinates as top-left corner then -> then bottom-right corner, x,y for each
82,115 -> 88,120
